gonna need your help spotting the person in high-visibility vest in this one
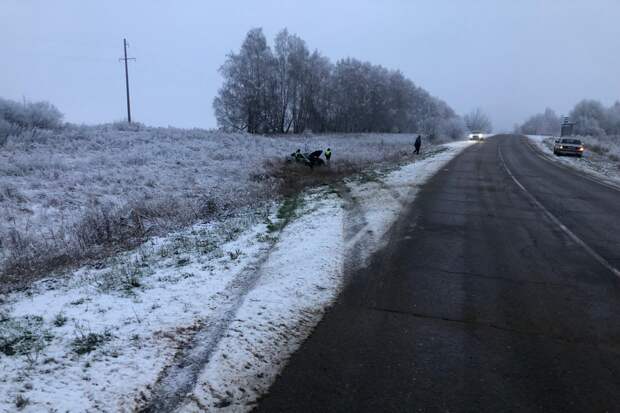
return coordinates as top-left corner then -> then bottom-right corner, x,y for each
325,148 -> 332,161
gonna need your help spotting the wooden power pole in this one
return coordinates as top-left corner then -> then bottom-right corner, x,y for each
119,38 -> 136,123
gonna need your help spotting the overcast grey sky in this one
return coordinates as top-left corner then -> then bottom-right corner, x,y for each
2,0 -> 619,130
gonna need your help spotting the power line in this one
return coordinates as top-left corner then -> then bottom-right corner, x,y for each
119,38 -> 136,123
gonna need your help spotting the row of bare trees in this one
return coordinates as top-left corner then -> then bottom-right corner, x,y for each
213,28 -> 463,137
515,108 -> 560,136
517,100 -> 620,136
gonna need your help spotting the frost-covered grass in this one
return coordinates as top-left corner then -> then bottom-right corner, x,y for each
0,140 -> 473,412
179,141 -> 474,412
0,124 -> 426,289
580,134 -> 620,162
0,207 -> 277,412
527,134 -> 620,185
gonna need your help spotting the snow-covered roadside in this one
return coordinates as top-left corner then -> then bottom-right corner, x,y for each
345,142 -> 474,265
177,193 -> 345,412
177,140 -> 474,412
527,135 -> 620,186
0,140 -> 474,412
0,211 -> 277,412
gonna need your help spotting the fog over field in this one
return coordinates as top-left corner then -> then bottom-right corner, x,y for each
2,0 -> 619,130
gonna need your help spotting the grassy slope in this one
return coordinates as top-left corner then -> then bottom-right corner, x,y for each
0,125 -> 427,288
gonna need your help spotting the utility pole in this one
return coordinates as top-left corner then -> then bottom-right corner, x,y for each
119,38 -> 136,123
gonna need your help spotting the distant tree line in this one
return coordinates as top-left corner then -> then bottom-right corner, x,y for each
517,100 -> 620,137
516,108 -> 561,136
214,28 -> 464,138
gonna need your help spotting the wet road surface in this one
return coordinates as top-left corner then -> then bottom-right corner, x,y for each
255,135 -> 620,413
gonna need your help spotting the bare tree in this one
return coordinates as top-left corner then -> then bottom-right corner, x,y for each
273,29 -> 295,133
570,99 -> 607,136
606,101 -> 620,135
464,108 -> 492,133
213,28 -> 275,133
305,51 -> 333,132
440,117 -> 466,141
274,30 -> 311,134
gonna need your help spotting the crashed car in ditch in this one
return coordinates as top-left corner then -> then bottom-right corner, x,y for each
553,138 -> 585,157
289,150 -> 325,168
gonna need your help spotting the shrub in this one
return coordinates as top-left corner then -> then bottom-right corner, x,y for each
107,121 -> 145,132
588,144 -> 609,155
0,315 -> 53,358
53,312 -> 68,327
0,97 -> 63,130
25,101 -> 64,129
71,329 -> 112,355
228,249 -> 243,260
0,118 -> 15,146
97,260 -> 151,292
15,394 -> 30,410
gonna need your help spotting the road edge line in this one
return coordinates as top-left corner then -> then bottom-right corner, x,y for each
498,143 -> 620,279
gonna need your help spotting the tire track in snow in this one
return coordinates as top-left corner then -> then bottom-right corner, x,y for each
141,144 -> 467,412
138,240 -> 279,413
141,185 -> 386,412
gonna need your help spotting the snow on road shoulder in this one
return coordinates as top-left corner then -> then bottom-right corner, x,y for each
178,193 -> 345,412
527,135 -> 620,187
0,212 -> 275,412
346,140 -> 475,262
0,140 -> 474,412
177,140 -> 474,412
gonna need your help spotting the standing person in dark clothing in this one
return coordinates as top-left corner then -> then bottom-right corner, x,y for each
414,135 -> 422,154
293,149 -> 304,162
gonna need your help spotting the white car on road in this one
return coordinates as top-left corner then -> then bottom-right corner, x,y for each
468,131 -> 485,141
553,138 -> 585,157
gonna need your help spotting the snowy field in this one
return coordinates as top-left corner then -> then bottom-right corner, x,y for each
0,125 -> 426,288
527,135 -> 620,186
0,137 -> 474,412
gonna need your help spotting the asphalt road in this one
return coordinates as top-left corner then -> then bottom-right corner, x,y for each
255,135 -> 620,413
